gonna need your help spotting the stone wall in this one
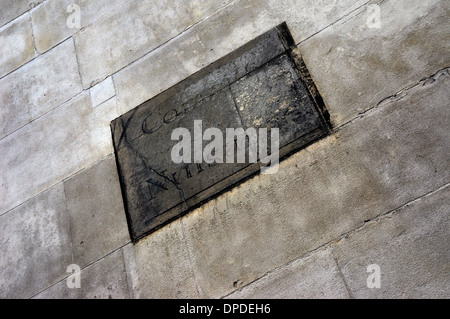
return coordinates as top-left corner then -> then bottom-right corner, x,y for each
0,0 -> 448,298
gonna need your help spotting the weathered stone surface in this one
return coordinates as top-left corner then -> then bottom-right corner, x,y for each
122,221 -> 198,298
90,76 -> 116,108
299,0 -> 450,127
113,2 -> 271,115
0,183 -> 72,298
31,0 -> 126,53
0,0 -> 43,27
139,0 -> 233,44
0,13 -> 35,78
230,54 -> 325,146
181,68 -> 450,298
73,0 -> 157,88
34,249 -> 130,299
74,0 -> 231,88
332,184 -> 450,298
64,154 -> 130,268
0,39 -> 82,139
266,0 -> 368,43
114,89 -> 244,241
114,0 -> 367,114
227,249 -> 350,299
112,24 -> 329,240
0,93 -> 119,216
1,0 -> 448,300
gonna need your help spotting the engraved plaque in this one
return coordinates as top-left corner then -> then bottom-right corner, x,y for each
111,23 -> 330,241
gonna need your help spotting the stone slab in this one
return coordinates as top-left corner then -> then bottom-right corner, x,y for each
227,249 -> 350,299
266,0 -> 368,43
111,24 -> 330,240
74,0 -> 231,88
90,76 -> 115,108
64,154 -> 130,268
31,0 -> 126,53
34,249 -> 130,299
299,0 -> 450,127
332,184 -> 450,298
0,93 -> 119,216
0,0 -> 43,28
0,183 -> 72,298
122,221 -> 199,298
113,0 -> 368,115
0,39 -> 82,139
181,68 -> 450,298
0,13 -> 35,78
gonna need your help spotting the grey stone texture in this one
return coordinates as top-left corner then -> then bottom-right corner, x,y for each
0,0 -> 43,27
180,68 -> 450,298
0,13 -> 35,78
90,76 -> 115,108
0,183 -> 72,298
230,53 -> 326,146
114,0 -> 368,115
122,221 -> 199,298
332,184 -> 450,298
265,0 -> 368,43
34,249 -> 131,299
0,39 -> 82,139
31,0 -> 126,53
228,184 -> 450,299
0,93 -> 119,216
299,0 -> 450,126
0,0 -> 448,299
227,249 -> 350,299
112,25 -> 329,240
64,154 -> 130,268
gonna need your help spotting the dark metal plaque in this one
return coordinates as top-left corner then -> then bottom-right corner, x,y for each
111,23 -> 330,241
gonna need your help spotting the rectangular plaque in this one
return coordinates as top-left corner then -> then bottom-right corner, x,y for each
111,23 -> 330,241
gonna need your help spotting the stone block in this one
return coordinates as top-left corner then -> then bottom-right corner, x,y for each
0,0 -> 43,27
141,0 -> 233,44
0,39 -> 82,139
227,249 -> 350,299
122,221 -> 199,298
0,93 -> 119,216
299,0 -> 450,126
230,54 -> 325,146
34,249 -> 130,299
266,0 -> 368,43
0,183 -> 72,298
114,0 -> 368,114
31,0 -> 126,53
112,24 -> 329,240
64,154 -> 130,268
180,67 -> 450,298
332,184 -> 450,298
0,13 -> 35,78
